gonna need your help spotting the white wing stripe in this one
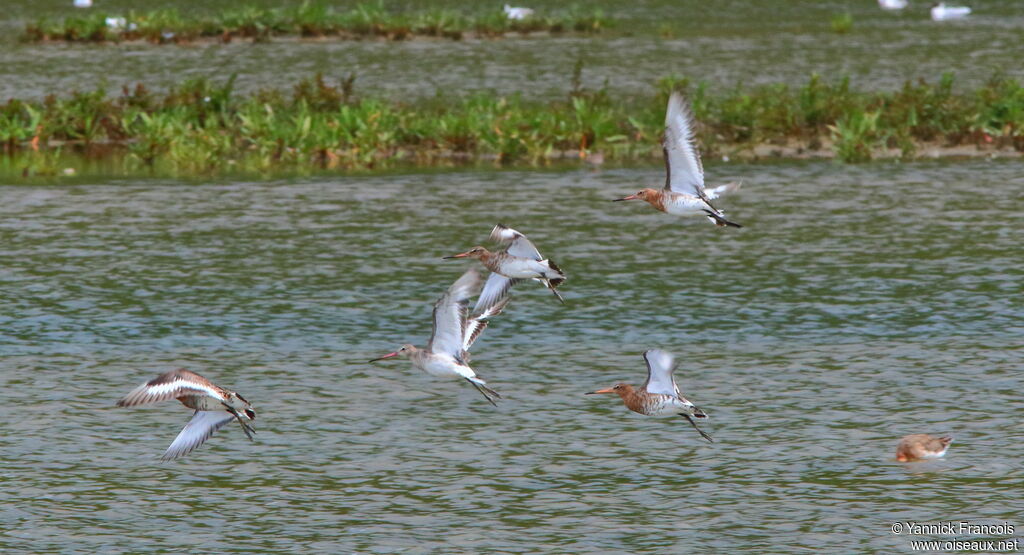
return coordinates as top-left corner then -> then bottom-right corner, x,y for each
145,381 -> 224,401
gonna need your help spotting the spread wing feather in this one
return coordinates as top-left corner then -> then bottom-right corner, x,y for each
428,269 -> 482,358
161,410 -> 236,461
490,224 -> 542,260
642,349 -> 681,397
118,369 -> 223,407
663,93 -> 706,197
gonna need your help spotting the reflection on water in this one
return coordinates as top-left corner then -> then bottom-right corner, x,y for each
0,161 -> 1021,551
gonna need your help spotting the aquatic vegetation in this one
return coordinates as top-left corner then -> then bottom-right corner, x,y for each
23,1 -> 611,44
2,72 -> 1023,175
830,12 -> 854,34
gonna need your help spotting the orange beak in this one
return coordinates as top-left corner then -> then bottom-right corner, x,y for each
442,250 -> 473,259
613,194 -> 639,202
369,352 -> 399,363
585,387 -> 617,395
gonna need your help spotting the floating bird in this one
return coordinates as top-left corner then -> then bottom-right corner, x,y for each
117,369 -> 256,461
879,0 -> 908,10
73,0 -> 92,7
445,224 -> 565,312
895,434 -> 952,462
370,268 -> 507,406
587,349 -> 713,442
614,92 -> 742,228
503,4 -> 535,20
930,3 -> 971,20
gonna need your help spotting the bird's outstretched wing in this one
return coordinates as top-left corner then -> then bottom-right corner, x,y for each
641,349 -> 680,397
428,268 -> 482,359
490,224 -> 542,260
463,296 -> 510,355
162,410 -> 236,461
662,93 -> 706,197
118,369 -> 224,407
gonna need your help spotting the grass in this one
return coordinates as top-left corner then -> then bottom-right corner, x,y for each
3,72 -> 1024,176
23,1 -> 611,43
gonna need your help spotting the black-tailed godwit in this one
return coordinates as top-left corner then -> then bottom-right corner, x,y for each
370,268 -> 508,406
444,224 -> 565,312
117,369 -> 256,460
587,349 -> 713,442
895,434 -> 952,462
614,92 -> 742,228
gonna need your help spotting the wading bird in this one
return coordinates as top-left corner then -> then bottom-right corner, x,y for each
117,369 -> 256,460
370,268 -> 508,406
614,92 -> 742,228
930,3 -> 971,20
587,349 -> 713,442
895,434 -> 952,462
445,224 -> 565,312
503,4 -> 534,20
878,0 -> 908,10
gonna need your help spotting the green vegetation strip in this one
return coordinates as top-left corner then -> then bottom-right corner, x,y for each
2,72 -> 1023,176
24,1 -> 609,43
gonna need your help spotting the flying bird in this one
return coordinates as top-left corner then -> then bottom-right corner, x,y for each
587,349 -> 713,442
117,369 -> 256,460
445,224 -> 565,313
593,352 -> 712,444
614,92 -> 742,228
370,268 -> 508,406
895,434 -> 952,462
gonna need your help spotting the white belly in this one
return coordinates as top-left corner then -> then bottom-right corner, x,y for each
416,354 -> 476,380
498,257 -> 551,279
648,395 -> 697,417
663,194 -> 710,217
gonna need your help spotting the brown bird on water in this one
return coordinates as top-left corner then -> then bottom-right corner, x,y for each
895,434 -> 952,462
587,349 -> 713,443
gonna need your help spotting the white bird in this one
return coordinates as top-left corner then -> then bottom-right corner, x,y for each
878,0 -> 908,10
931,3 -> 971,20
614,92 -> 743,228
105,17 -> 126,30
503,4 -> 535,20
369,268 -> 508,406
73,0 -> 93,7
117,369 -> 256,461
444,224 -> 566,313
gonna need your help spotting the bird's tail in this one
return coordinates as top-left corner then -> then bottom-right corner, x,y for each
466,377 -> 502,407
703,209 -> 742,228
